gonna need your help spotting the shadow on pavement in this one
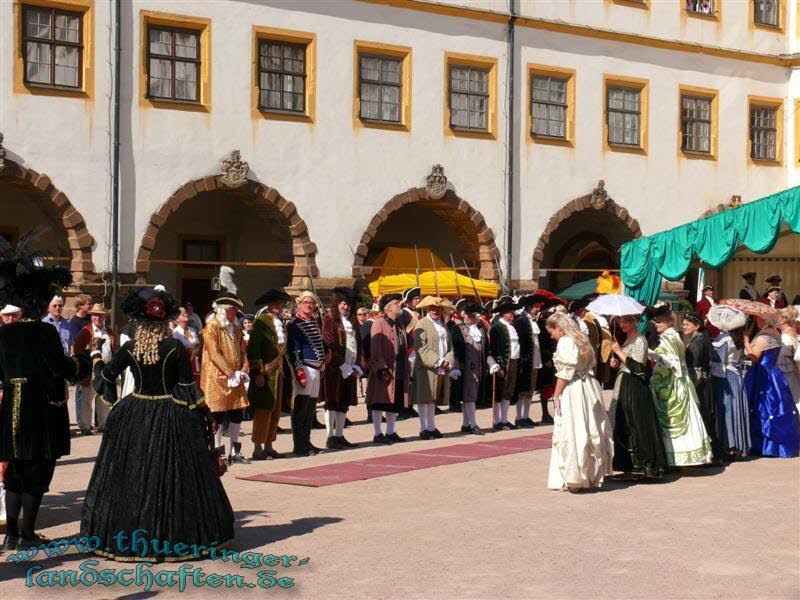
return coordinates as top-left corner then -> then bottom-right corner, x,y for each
232,516 -> 343,552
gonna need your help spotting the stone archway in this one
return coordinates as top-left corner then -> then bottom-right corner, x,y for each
0,149 -> 95,283
135,154 -> 318,292
531,180 -> 642,285
352,184 -> 500,282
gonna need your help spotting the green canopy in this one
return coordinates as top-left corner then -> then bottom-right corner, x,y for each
621,187 -> 800,306
558,277 -> 679,301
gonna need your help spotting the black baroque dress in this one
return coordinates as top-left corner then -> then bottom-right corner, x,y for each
80,337 -> 234,562
611,334 -> 668,477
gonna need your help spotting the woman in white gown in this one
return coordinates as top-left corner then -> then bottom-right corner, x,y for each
545,313 -> 614,491
648,306 -> 713,467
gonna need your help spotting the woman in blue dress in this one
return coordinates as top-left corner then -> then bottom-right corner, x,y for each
744,316 -> 800,458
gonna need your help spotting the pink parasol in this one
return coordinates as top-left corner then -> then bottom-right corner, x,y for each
719,298 -> 781,321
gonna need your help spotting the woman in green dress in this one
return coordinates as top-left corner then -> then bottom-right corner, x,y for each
648,306 -> 713,467
610,315 -> 668,478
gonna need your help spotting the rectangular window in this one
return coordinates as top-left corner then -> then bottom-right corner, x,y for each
358,54 -> 402,123
754,0 -> 779,26
258,40 -> 306,113
607,86 -> 641,147
681,96 -> 711,154
750,106 -> 777,160
686,0 -> 715,15
22,4 -> 82,88
531,75 -> 568,139
147,25 -> 200,102
449,65 -> 489,131
183,239 -> 220,264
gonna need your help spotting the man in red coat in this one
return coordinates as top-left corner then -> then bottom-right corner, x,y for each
695,286 -> 720,338
365,294 -> 409,444
72,304 -> 115,434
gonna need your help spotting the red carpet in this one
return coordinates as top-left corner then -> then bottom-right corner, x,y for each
237,433 -> 552,487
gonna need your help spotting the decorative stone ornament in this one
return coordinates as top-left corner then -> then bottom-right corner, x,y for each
0,132 -> 5,172
589,179 -> 608,209
219,150 -> 249,188
729,195 -> 742,209
425,164 -> 447,200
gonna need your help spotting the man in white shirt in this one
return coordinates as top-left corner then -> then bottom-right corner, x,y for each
512,294 -> 545,428
487,300 -> 521,431
413,296 -> 457,439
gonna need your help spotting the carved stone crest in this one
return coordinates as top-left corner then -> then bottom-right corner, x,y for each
589,179 -> 608,209
219,150 -> 249,188
425,164 -> 447,200
0,132 -> 5,172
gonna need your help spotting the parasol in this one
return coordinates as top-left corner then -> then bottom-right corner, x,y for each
707,304 -> 747,332
719,298 -> 781,322
586,294 -> 645,316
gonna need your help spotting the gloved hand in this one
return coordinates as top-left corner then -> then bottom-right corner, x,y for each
449,368 -> 461,380
489,363 -> 501,375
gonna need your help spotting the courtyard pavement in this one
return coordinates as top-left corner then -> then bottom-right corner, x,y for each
0,395 -> 798,599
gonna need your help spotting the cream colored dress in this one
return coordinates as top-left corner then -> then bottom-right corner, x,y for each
547,336 -> 614,490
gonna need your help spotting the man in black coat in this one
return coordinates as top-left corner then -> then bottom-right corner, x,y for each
0,235 -> 91,550
512,294 -> 546,428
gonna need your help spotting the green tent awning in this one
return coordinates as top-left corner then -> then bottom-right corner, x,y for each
621,187 -> 800,306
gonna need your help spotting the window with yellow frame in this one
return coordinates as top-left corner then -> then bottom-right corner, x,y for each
679,85 -> 718,160
14,0 -> 94,99
748,95 -> 783,165
140,10 -> 211,112
528,64 -> 575,147
353,41 -> 412,132
603,75 -> 649,154
252,26 -> 316,123
444,52 -> 498,139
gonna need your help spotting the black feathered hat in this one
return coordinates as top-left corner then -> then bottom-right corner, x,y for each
0,228 -> 72,319
254,289 -> 291,307
121,287 -> 180,323
333,286 -> 358,305
647,304 -> 673,320
462,301 -> 483,314
492,300 -> 519,315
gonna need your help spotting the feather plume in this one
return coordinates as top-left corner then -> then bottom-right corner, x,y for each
219,266 -> 237,295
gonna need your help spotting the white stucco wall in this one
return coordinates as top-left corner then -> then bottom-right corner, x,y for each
0,0 -> 795,289
0,0 -> 113,272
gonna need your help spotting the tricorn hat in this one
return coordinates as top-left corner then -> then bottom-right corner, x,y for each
254,288 -> 291,307
379,293 -> 402,312
766,275 -> 782,284
416,295 -> 455,312
765,286 -> 782,295
492,300 -> 519,314
461,301 -> 483,314
741,272 -> 756,279
402,287 -> 421,304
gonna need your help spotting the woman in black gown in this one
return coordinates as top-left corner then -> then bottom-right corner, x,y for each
81,288 -> 234,561
683,313 -> 724,463
610,315 -> 667,479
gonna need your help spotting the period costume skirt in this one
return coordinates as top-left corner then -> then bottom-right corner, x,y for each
547,374 -> 614,490
713,369 -> 751,456
612,364 -> 668,477
651,370 -> 713,467
80,393 -> 235,561
746,348 -> 800,458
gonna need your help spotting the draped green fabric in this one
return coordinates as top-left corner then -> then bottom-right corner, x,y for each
621,187 -> 800,306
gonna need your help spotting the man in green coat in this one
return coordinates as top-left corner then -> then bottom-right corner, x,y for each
248,289 -> 293,460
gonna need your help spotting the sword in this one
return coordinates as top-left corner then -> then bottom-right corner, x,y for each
450,253 -> 463,299
462,258 -> 482,303
429,251 -> 440,297
414,244 -> 421,289
302,244 -> 321,314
